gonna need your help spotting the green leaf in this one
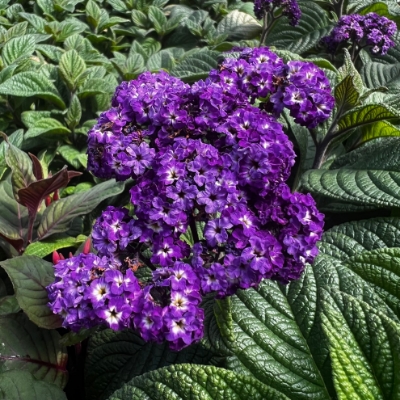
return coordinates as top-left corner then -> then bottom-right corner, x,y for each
131,10 -> 148,28
59,49 -> 86,90
217,10 -> 261,40
343,248 -> 400,317
2,34 -> 36,66
86,0 -> 102,28
0,130 -> 23,179
358,120 -> 400,144
66,95 -> 82,129
337,104 -> 400,136
24,235 -> 86,258
77,78 -> 115,98
85,329 -> 223,400
0,313 -> 68,387
0,255 -> 62,329
0,71 -> 66,109
361,61 -> 400,89
148,6 -> 167,35
321,289 -> 400,399
301,169 -> 400,208
171,49 -> 219,82
0,296 -> 20,316
266,1 -> 332,54
58,145 -> 85,169
108,365 -> 288,400
146,49 -> 175,72
19,12 -> 47,33
4,138 -> 35,199
0,371 -> 67,400
25,118 -> 70,139
37,179 -> 125,240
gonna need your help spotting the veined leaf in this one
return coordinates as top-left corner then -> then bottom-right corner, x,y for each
359,120 -> 400,144
0,370 -> 67,400
148,6 -> 167,35
217,10 -> 261,41
66,95 -> 82,129
59,49 -> 86,90
25,118 -> 70,139
0,313 -> 67,387
58,145 -> 86,169
321,289 -> 400,399
0,296 -> 20,316
171,49 -> 219,82
1,255 -> 61,329
24,235 -> 86,258
361,61 -> 400,89
85,329 -> 222,400
266,1 -> 332,54
37,179 -> 125,240
0,72 -> 66,109
2,34 -> 36,66
337,104 -> 400,136
109,365 -> 288,400
301,169 -> 400,208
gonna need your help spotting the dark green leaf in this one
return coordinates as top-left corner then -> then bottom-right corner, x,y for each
59,49 -> 86,90
148,6 -> 167,35
1,255 -> 62,329
0,370 -> 67,400
0,71 -> 66,109
2,34 -> 36,66
25,118 -> 70,139
0,313 -> 67,387
85,328 -> 223,400
217,10 -> 261,40
66,95 -> 82,129
109,364 -> 288,400
37,179 -> 125,240
0,296 -> 20,316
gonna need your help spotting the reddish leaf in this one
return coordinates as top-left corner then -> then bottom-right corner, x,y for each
18,167 -> 82,215
28,153 -> 43,181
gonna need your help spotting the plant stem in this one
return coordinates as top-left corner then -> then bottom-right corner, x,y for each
190,216 -> 199,244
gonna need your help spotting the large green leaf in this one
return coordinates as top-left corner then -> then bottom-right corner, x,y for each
25,118 -> 70,139
171,49 -> 219,82
85,328 -> 222,400
0,313 -> 68,388
2,34 -> 36,66
59,49 -> 86,90
344,248 -> 400,318
217,10 -> 261,40
108,365 -> 288,400
361,62 -> 400,89
301,169 -> 400,208
266,1 -> 332,54
0,72 -> 66,109
37,179 -> 125,240
0,255 -> 61,329
321,289 -> 400,399
0,371 -> 67,400
24,235 -> 86,258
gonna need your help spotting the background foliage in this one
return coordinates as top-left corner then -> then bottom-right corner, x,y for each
1,0 -> 400,399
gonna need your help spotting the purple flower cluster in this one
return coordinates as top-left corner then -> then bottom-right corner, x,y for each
47,253 -> 140,332
211,48 -> 334,128
322,13 -> 397,55
254,0 -> 301,26
49,47 -> 326,351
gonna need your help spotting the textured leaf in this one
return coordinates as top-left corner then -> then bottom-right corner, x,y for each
66,95 -> 82,129
148,6 -> 167,35
171,49 -> 219,82
0,371 -> 67,400
321,289 -> 400,399
0,313 -> 68,387
0,72 -> 66,109
58,145 -> 86,169
59,49 -> 86,90
25,118 -> 70,139
0,255 -> 61,329
337,104 -> 400,136
109,365 -> 288,400
5,139 -> 35,199
24,235 -> 86,258
361,62 -> 400,89
2,34 -> 36,66
301,169 -> 400,208
359,120 -> 400,144
344,248 -> 400,317
217,10 -> 261,40
85,329 -> 223,400
37,179 -> 125,240
266,2 -> 332,54
0,296 -> 20,316
146,50 -> 175,72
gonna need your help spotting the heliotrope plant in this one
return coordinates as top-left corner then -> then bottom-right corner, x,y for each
47,47 -> 331,351
322,12 -> 397,60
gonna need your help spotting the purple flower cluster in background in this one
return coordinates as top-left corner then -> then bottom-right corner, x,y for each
322,13 -> 397,56
48,47 -> 327,351
254,0 -> 301,26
